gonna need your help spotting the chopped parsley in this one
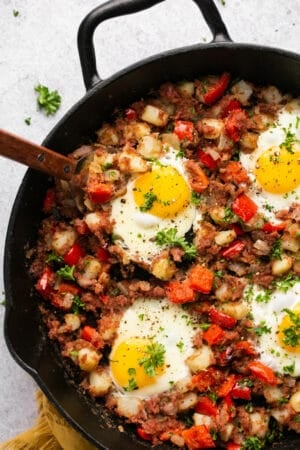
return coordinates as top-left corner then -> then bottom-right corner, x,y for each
24,117 -> 31,126
191,191 -> 202,205
13,9 -> 19,17
242,436 -> 264,450
139,191 -> 158,212
155,228 -> 197,260
72,295 -> 85,314
35,84 -> 61,116
273,273 -> 300,292
281,308 -> 300,347
279,124 -> 300,153
253,321 -> 271,336
138,342 -> 166,377
254,289 -> 272,303
283,361 -> 295,375
69,350 -> 79,357
176,340 -> 184,352
46,251 -> 63,264
124,368 -> 138,392
270,238 -> 282,260
56,264 -> 75,281
222,206 -> 235,223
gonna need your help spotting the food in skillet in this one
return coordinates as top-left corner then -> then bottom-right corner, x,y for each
30,72 -> 300,449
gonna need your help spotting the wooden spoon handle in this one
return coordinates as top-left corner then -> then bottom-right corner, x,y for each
0,129 -> 76,181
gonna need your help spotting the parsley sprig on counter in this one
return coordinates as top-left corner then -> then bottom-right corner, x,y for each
35,84 -> 61,116
155,228 -> 197,259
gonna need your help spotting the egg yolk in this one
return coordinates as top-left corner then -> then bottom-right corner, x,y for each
133,166 -> 190,218
255,146 -> 300,194
277,303 -> 300,354
110,337 -> 165,390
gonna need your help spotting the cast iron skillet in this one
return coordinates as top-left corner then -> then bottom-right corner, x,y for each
4,0 -> 300,448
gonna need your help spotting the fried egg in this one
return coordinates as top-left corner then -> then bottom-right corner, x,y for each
109,297 -> 196,398
111,149 -> 197,263
245,281 -> 300,376
240,101 -> 300,222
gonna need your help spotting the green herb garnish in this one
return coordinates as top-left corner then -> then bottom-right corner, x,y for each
56,265 -> 75,281
24,117 -> 31,126
253,321 -> 271,336
271,238 -> 282,260
191,191 -> 202,205
72,295 -> 85,315
155,228 -> 197,260
35,84 -> 61,116
138,342 -> 166,377
281,308 -> 300,347
140,191 -> 158,212
46,252 -> 63,264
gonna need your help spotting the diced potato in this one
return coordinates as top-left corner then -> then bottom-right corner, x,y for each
174,376 -> 191,394
270,407 -> 290,424
140,104 -> 169,127
177,393 -> 198,412
209,206 -> 237,225
200,118 -> 224,140
51,228 -> 77,256
263,386 -> 284,404
231,80 -> 253,105
84,212 -> 103,232
89,369 -> 112,397
214,229 -> 236,246
161,132 -> 181,150
260,86 -> 283,104
219,301 -> 249,320
97,124 -> 119,145
64,313 -> 81,331
282,237 -> 300,253
289,391 -> 300,412
219,424 -> 234,442
77,257 -> 102,289
123,122 -> 151,140
118,149 -> 149,173
272,255 -> 293,276
193,413 -> 214,427
151,257 -> 176,281
249,412 -> 269,438
116,396 -> 142,418
137,135 -> 163,159
185,346 -> 215,373
240,132 -> 258,151
178,81 -> 195,96
215,283 -> 232,302
78,347 -> 100,372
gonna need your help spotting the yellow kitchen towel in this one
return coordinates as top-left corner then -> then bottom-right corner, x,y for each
0,390 -> 97,450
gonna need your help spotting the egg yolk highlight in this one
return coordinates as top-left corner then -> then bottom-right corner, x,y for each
110,337 -> 165,390
277,303 -> 300,354
255,146 -> 300,194
133,166 -> 190,218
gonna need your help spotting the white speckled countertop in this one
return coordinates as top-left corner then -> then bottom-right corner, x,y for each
0,0 -> 299,443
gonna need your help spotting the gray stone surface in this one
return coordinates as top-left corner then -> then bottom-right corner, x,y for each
0,0 -> 299,443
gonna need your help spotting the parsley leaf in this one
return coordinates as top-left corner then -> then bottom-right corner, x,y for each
270,238 -> 282,260
242,436 -> 264,450
279,124 -> 300,153
35,84 -> 61,116
138,342 -> 166,377
46,251 -> 63,264
139,191 -> 158,212
191,191 -> 202,205
24,117 -> 31,126
155,227 -> 197,260
124,368 -> 138,392
56,265 -> 75,281
273,273 -> 300,292
281,308 -> 300,347
13,10 -> 19,17
253,321 -> 271,336
72,295 -> 85,315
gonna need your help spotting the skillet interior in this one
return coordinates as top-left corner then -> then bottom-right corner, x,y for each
4,13 -> 300,450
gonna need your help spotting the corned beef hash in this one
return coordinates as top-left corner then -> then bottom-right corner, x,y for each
30,72 -> 300,449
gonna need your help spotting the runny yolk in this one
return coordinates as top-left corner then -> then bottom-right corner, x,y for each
133,166 -> 190,218
110,337 -> 165,390
254,146 -> 300,194
277,303 -> 300,354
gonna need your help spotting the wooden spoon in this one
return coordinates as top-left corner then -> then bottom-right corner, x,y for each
0,128 -> 80,181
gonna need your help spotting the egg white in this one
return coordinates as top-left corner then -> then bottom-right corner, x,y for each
244,282 -> 300,376
239,101 -> 300,222
109,297 -> 196,398
111,148 -> 197,263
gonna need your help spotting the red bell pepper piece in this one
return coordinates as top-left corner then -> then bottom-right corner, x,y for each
231,223 -> 244,236
226,442 -> 242,450
225,109 -> 247,142
203,72 -> 231,105
203,324 -> 225,346
182,425 -> 216,449
262,222 -> 286,233
43,189 -> 56,213
248,361 -> 278,385
209,308 -> 237,329
57,282 -> 80,296
87,183 -> 112,203
96,247 -> 110,262
232,194 -> 258,222
197,149 -> 218,170
191,368 -> 222,392
195,396 -> 218,417
221,99 -> 242,118
63,243 -> 85,266
188,265 -> 214,294
173,120 -> 194,141
36,266 -> 54,299
166,280 -> 195,304
217,374 -> 237,398
231,382 -> 251,400
234,341 -> 257,356
224,395 -> 234,419
136,427 -> 152,441
125,107 -> 137,121
81,325 -> 102,349
220,240 -> 246,259
220,161 -> 249,184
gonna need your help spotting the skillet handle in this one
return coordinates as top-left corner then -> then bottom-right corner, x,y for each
78,0 -> 231,91
78,0 -> 165,90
